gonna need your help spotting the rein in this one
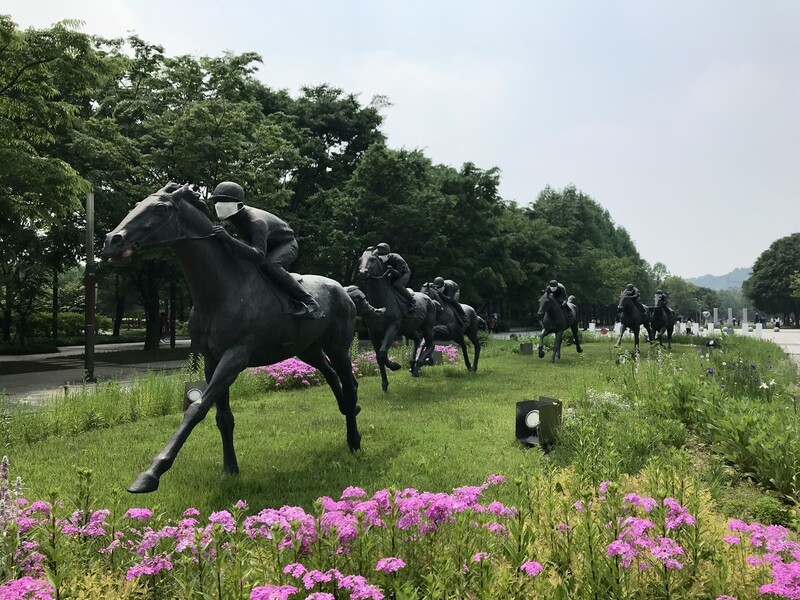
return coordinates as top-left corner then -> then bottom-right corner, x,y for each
135,194 -> 216,250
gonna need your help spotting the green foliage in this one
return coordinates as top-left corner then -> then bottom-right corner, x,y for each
744,231 -> 800,317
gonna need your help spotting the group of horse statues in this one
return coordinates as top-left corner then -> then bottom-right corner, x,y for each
101,183 -> 675,493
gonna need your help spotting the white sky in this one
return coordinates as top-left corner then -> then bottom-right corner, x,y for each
7,0 -> 800,278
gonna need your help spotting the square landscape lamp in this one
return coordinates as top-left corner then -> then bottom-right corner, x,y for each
515,397 -> 562,449
183,380 -> 207,411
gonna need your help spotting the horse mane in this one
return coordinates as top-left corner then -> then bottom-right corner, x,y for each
158,182 -> 215,222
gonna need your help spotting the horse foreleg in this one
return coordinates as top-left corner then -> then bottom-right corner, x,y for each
538,328 -> 547,359
633,330 -> 640,356
379,326 -> 402,372
552,330 -> 564,363
128,345 -> 249,494
300,347 -> 361,451
456,335 -> 471,371
615,325 -> 626,347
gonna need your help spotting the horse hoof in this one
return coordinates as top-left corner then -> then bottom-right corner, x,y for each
387,361 -> 402,372
411,370 -> 421,378
355,405 -> 362,416
538,350 -> 545,358
577,347 -> 584,353
127,472 -> 160,494
348,434 -> 362,452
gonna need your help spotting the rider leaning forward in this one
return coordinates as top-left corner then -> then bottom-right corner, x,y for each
210,181 -> 325,319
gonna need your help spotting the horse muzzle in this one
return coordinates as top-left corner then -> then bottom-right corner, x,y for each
102,231 -> 136,266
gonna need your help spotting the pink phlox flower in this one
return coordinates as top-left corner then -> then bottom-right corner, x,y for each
557,523 -> 572,534
485,501 -> 517,518
452,485 -> 484,507
623,493 -> 657,512
519,560 -> 543,577
305,594 -> 335,600
26,501 -> 52,516
715,596 -> 737,600
302,569 -> 333,590
125,553 -> 173,580
183,507 -> 200,517
727,518 -> 750,532
484,474 -> 506,487
283,562 -> 307,578
0,576 -> 55,600
608,539 -> 638,568
472,551 -> 489,563
485,522 -> 508,536
650,537 -> 686,567
599,481 -> 614,494
573,500 -> 584,511
352,500 -> 384,527
375,557 -> 406,573
124,507 -> 153,521
209,510 -> 237,532
663,498 -> 697,530
341,486 -> 367,499
250,584 -> 298,600
235,499 -> 248,510
320,511 -> 359,544
724,535 -> 741,545
371,489 -> 391,512
758,560 -> 800,599
319,496 -> 351,512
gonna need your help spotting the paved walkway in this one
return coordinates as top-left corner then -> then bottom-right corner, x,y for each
0,339 -> 193,404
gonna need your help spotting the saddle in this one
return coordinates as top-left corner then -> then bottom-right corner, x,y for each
257,268 -> 307,316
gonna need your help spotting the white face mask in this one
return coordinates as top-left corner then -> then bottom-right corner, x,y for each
215,202 -> 243,220
378,254 -> 389,263
549,285 -> 558,292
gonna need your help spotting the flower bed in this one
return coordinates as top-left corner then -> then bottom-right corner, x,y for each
2,456 -> 798,599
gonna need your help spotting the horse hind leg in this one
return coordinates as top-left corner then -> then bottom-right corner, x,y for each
207,356 -> 239,477
571,323 -> 583,354
299,346 -> 361,451
455,334 -> 471,370
468,327 -> 481,372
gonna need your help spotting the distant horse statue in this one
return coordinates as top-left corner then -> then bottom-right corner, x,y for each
615,294 -> 652,354
355,250 -> 437,392
419,282 -> 484,372
536,291 -> 583,363
649,295 -> 676,350
102,183 -> 361,493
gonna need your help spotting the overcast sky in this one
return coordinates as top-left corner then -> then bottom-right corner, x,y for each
8,1 -> 800,278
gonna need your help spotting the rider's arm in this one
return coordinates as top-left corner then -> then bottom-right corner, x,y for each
224,220 -> 269,264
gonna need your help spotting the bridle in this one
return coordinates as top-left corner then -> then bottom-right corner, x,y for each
134,193 -> 215,250
359,253 -> 389,280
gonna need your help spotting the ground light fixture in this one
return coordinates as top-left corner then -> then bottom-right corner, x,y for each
183,380 -> 208,411
515,397 -> 563,449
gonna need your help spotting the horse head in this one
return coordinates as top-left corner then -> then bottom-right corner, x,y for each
357,249 -> 387,282
536,290 -> 556,320
103,183 -> 213,266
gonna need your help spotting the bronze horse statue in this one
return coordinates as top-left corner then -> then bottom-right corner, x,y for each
354,249 -> 437,392
649,295 -> 676,350
419,282 -> 483,372
615,294 -> 652,354
536,290 -> 583,363
102,183 -> 361,493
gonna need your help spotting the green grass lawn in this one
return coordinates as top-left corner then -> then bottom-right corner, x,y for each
0,336 -> 760,517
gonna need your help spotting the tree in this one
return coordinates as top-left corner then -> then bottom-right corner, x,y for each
743,232 -> 800,323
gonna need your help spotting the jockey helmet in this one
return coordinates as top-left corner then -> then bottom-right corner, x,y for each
375,243 -> 391,256
548,280 -> 558,292
433,276 -> 445,291
211,181 -> 245,203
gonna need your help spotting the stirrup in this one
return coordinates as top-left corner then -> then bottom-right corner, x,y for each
293,300 -> 325,319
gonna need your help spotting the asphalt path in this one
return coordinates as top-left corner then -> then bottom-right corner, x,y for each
1,328 -> 798,404
0,338 -> 193,404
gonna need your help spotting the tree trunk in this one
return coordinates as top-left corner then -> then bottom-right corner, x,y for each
113,274 -> 125,337
51,268 -> 59,343
143,262 -> 161,351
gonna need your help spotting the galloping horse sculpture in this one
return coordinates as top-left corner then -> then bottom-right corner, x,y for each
419,282 -> 483,372
536,290 -> 583,363
615,294 -> 651,354
649,295 -> 676,350
102,183 -> 361,493
355,250 -> 437,392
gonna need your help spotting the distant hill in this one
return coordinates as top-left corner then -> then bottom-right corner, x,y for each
687,267 -> 751,290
